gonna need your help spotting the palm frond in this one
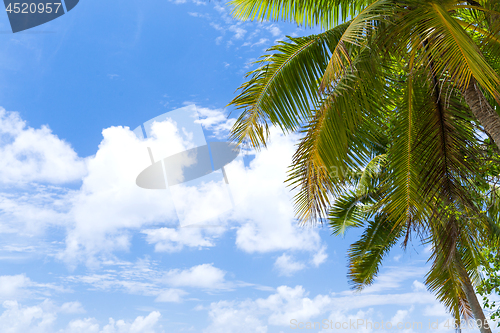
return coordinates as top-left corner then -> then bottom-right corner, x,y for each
229,0 -> 376,29
288,48 -> 388,223
229,23 -> 351,148
347,214 -> 403,289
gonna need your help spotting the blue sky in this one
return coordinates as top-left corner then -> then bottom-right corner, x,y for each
0,1 -> 475,332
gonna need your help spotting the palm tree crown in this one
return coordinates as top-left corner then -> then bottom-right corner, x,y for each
227,1 -> 500,331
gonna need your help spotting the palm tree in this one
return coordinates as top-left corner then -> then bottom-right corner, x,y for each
227,1 -> 500,332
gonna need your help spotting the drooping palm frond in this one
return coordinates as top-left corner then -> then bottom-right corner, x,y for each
381,69 -> 426,240
425,237 -> 474,321
425,206 -> 487,321
347,214 -> 403,289
328,154 -> 386,236
288,48 -> 388,223
329,191 -> 372,236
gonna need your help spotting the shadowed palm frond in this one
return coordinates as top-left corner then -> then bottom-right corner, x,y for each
347,215 -> 403,289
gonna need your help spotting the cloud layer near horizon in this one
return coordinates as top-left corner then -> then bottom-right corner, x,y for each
0,106 -> 458,333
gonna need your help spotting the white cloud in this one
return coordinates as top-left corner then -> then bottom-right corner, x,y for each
264,286 -> 332,326
188,12 -> 208,17
164,263 -> 226,289
204,267 -> 443,332
60,301 -> 85,314
0,300 -> 56,333
311,246 -> 328,267
423,303 -> 448,317
0,185 -> 74,237
204,286 -> 438,332
204,285 -> 331,332
56,105 -> 234,266
252,38 -> 268,47
65,259 -> 249,303
194,107 -> 235,138
0,274 -> 32,299
224,129 -> 323,254
210,23 -> 224,32
62,311 -> 161,333
274,254 -> 306,276
213,3 -> 225,14
390,307 -> 412,325
266,25 -> 282,37
0,274 -> 67,300
204,300 -> 268,333
142,227 -> 215,252
411,280 -> 427,292
0,106 -> 323,266
319,309 -> 376,333
59,124 -> 180,267
155,288 -> 187,303
65,258 -> 162,298
360,267 -> 428,294
63,318 -> 99,333
0,108 -> 86,185
191,0 -> 207,5
229,25 -> 247,39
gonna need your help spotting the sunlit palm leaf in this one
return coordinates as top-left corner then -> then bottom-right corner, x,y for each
229,23 -> 351,148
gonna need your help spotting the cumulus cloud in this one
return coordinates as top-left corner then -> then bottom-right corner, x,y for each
60,301 -> 85,314
0,299 -> 145,333
204,285 -> 331,332
0,108 -> 86,185
266,25 -> 282,37
59,124 -> 180,267
0,274 -> 32,299
0,300 -> 56,333
62,311 -> 161,333
131,106 -> 325,260
224,129 -> 323,254
311,246 -> 328,267
274,254 -> 306,276
0,105 -> 325,267
163,263 -> 226,289
204,286 -> 439,332
203,267 -> 446,332
205,300 -> 268,333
